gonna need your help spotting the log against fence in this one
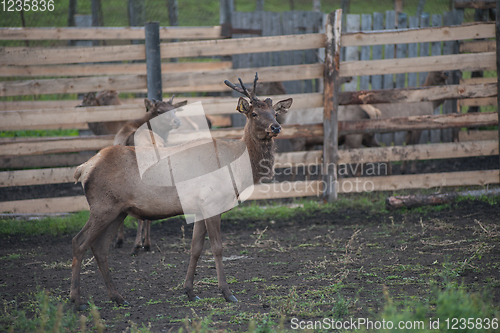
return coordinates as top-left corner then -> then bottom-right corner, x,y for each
0,11 -> 498,214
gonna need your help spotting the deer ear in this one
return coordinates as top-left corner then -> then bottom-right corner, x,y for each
273,98 -> 293,114
173,100 -> 188,109
236,97 -> 251,114
84,92 -> 96,100
144,98 -> 154,112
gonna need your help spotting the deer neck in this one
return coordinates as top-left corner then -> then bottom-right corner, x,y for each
242,125 -> 276,184
134,112 -> 156,128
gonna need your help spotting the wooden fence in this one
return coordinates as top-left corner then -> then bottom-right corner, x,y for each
0,11 -> 498,212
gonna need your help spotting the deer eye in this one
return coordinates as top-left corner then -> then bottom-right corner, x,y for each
251,112 -> 258,118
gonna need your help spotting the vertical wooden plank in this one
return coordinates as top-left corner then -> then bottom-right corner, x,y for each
496,0 -> 500,179
360,14 -> 372,90
344,14 -> 360,92
303,11 -> 315,93
408,15 -> 419,145
371,13 -> 383,90
394,12 -> 408,146
372,12 -> 384,146
230,11 -> 247,127
442,11 -> 455,143
419,13 -> 430,144
408,16 -> 418,88
261,11 -> 273,69
450,10 -> 463,143
317,13 -> 328,93
323,10 -> 342,202
382,10 -> 396,146
311,11 -> 324,93
271,12 -> 282,67
430,14 -> 442,144
282,11 -> 300,94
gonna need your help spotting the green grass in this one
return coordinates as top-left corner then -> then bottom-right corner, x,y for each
2,193 -> 496,236
0,0 -> 453,30
0,212 -> 138,236
0,129 -> 79,138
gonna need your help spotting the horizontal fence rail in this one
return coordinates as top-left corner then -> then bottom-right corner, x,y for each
2,113 -> 497,156
0,16 -> 498,213
3,140 -> 498,188
2,169 -> 499,214
341,22 -> 494,47
0,61 -> 233,77
0,26 -> 224,40
0,33 -> 326,66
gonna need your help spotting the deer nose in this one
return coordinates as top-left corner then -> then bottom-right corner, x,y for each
271,124 -> 281,134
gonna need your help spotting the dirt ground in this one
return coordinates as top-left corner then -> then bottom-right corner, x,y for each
0,198 -> 499,332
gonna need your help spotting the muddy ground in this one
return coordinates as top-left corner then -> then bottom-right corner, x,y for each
0,199 -> 499,332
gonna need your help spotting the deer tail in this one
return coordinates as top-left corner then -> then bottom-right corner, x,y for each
74,164 -> 85,184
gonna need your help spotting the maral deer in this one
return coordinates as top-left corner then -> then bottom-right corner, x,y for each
400,71 -> 449,173
77,91 -> 128,135
71,74 -> 292,310
113,96 -> 187,255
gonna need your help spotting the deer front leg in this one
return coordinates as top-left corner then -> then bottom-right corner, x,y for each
183,220 -> 206,301
205,215 -> 238,302
132,219 -> 145,256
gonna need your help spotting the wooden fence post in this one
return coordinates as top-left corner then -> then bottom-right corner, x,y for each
323,9 -> 342,202
496,0 -> 500,180
145,22 -> 162,101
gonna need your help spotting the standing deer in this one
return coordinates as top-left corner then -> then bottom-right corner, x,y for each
77,91 -> 128,135
113,96 -> 187,255
71,74 -> 292,310
400,70 -> 449,173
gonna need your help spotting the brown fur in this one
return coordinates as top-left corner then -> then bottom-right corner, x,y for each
113,97 -> 187,254
77,91 -> 128,135
70,77 -> 293,309
401,71 -> 449,173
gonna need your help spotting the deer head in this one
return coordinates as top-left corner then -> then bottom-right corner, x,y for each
224,73 -> 293,140
424,71 -> 450,86
144,96 -> 187,131
95,90 -> 120,106
77,92 -> 98,107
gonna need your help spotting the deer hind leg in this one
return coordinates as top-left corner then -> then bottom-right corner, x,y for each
115,223 -> 124,248
131,219 -> 145,256
142,220 -> 151,252
90,213 -> 128,306
183,220 -> 207,301
71,211 -> 122,310
205,215 -> 237,302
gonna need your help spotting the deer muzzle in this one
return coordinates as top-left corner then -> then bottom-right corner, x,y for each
270,124 -> 281,134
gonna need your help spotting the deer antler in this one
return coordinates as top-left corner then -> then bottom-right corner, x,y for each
224,73 -> 259,102
252,73 -> 258,97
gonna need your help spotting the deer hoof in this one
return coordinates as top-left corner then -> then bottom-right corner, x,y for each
226,295 -> 238,303
143,245 -> 151,252
115,239 -> 123,248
